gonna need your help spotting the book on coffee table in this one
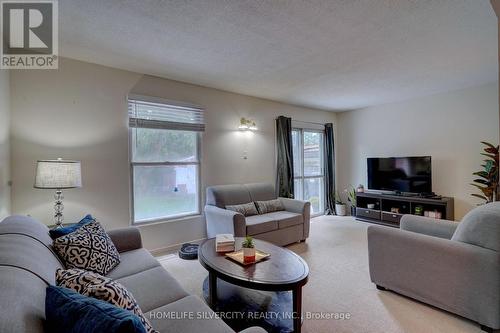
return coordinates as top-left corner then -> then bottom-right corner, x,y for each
215,234 -> 235,252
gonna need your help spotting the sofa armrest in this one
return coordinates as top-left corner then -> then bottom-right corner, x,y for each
279,197 -> 309,214
279,197 -> 311,238
204,205 -> 246,238
107,227 -> 142,253
368,225 -> 500,328
239,327 -> 267,333
400,215 -> 458,239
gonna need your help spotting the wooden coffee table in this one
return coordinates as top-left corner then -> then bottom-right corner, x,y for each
198,237 -> 309,333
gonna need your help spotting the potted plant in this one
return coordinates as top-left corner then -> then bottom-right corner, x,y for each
471,141 -> 499,203
335,192 -> 347,216
344,186 -> 357,216
242,236 -> 256,263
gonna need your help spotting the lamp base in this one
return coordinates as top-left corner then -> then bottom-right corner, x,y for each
54,189 -> 64,228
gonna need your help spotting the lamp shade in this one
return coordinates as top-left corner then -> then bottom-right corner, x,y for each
34,159 -> 82,189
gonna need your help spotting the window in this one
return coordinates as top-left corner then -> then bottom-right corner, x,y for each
292,128 -> 325,215
128,96 -> 204,224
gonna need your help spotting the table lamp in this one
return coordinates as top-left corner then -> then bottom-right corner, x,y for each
34,158 -> 82,228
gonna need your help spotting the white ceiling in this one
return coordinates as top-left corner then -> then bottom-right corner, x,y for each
60,0 -> 498,111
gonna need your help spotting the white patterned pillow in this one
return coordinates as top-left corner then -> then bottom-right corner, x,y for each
255,199 -> 285,214
52,220 -> 120,275
56,268 -> 158,333
226,202 -> 259,216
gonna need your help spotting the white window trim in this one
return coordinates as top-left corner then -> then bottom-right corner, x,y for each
128,96 -> 203,226
292,127 -> 326,217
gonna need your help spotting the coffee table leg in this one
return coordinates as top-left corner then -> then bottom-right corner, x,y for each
293,286 -> 302,333
208,272 -> 217,309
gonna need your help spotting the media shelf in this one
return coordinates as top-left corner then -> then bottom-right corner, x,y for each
355,192 -> 454,228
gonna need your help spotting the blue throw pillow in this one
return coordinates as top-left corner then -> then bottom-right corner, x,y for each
45,286 -> 147,333
49,214 -> 94,239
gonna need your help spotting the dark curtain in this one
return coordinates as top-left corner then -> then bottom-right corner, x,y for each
324,123 -> 336,215
276,116 -> 294,198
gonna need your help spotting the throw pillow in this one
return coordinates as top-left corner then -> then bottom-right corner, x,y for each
49,214 -> 95,239
255,199 -> 285,214
226,202 -> 259,216
45,286 -> 147,333
56,268 -> 157,333
52,220 -> 120,275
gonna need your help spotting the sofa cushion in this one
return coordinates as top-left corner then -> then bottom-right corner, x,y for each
107,248 -> 160,280
116,266 -> 189,313
56,268 -> 157,333
146,295 -> 234,333
0,214 -> 54,248
0,234 -> 63,285
226,202 -> 259,216
52,220 -> 120,275
245,215 -> 278,235
255,199 -> 285,214
0,266 -> 47,333
264,211 -> 303,229
245,183 -> 276,202
452,202 -> 500,251
45,286 -> 147,333
206,184 -> 252,208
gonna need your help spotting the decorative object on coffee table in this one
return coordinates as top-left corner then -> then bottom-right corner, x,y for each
241,236 -> 256,263
199,237 -> 309,333
471,141 -> 499,203
215,234 -> 235,252
225,249 -> 270,265
34,158 -> 82,228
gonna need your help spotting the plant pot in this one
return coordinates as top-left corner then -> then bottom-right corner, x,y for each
243,247 -> 256,263
350,205 -> 356,216
335,204 -> 347,216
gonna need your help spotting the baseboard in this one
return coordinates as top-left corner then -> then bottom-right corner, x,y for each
150,237 -> 207,256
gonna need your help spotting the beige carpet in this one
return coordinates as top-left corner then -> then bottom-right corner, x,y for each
157,216 -> 483,333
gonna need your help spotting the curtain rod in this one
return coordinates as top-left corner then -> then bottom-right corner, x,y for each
292,119 -> 327,126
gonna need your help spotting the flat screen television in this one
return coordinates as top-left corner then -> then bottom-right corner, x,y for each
367,156 -> 432,194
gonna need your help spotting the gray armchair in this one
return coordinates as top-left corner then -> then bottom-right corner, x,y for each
368,203 -> 500,332
205,183 -> 310,246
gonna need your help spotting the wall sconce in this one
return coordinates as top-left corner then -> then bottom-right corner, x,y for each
238,117 -> 258,131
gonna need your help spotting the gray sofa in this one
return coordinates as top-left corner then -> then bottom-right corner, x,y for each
0,215 -> 265,333
368,202 -> 500,331
205,183 -> 310,246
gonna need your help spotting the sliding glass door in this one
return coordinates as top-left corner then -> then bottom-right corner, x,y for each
292,129 -> 325,215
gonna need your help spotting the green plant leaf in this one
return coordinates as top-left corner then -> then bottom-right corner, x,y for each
480,153 -> 497,160
473,179 -> 489,185
473,171 -> 489,178
471,193 -> 488,201
481,141 -> 498,149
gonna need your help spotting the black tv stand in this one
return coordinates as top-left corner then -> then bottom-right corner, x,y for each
382,192 -> 418,197
355,192 -> 454,228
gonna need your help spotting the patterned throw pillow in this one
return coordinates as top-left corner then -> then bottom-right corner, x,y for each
56,268 -> 158,333
52,220 -> 120,275
226,202 -> 259,216
255,199 -> 285,214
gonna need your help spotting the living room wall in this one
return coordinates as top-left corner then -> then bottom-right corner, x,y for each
0,70 -> 10,219
336,82 -> 499,219
9,57 -> 336,251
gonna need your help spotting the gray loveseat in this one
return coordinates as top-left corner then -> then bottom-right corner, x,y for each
0,215 -> 265,333
205,183 -> 310,246
368,202 -> 500,332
